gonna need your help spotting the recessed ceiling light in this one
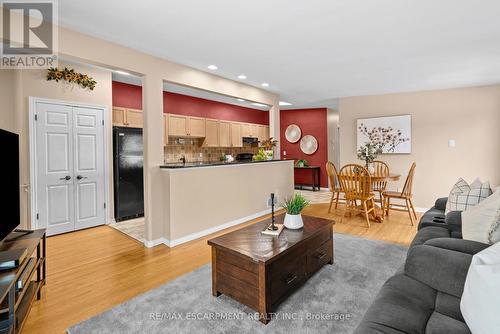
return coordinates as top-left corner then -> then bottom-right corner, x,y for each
237,98 -> 245,102
115,70 -> 130,75
279,101 -> 292,106
207,65 -> 218,70
251,102 -> 268,108
237,74 -> 247,80
261,83 -> 269,87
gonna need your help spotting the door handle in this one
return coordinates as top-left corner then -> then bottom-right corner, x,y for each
60,175 -> 71,181
76,175 -> 88,180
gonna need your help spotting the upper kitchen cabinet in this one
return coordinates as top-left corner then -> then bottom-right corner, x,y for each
258,125 -> 270,142
167,114 -> 206,137
163,114 -> 169,146
218,121 -> 231,147
203,119 -> 219,147
240,123 -> 252,138
168,114 -> 188,136
187,116 -> 206,137
250,124 -> 260,138
112,107 -> 126,126
230,122 -> 242,147
125,108 -> 143,128
112,107 -> 143,128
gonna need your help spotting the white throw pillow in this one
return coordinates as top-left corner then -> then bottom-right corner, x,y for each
445,178 -> 492,214
462,190 -> 500,244
461,242 -> 500,334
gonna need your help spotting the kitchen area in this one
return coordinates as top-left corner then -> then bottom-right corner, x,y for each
111,76 -> 293,245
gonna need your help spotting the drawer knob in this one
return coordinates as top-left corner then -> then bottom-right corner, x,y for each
285,274 -> 298,285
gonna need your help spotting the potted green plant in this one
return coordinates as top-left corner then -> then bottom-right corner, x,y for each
357,142 -> 382,173
260,137 -> 278,160
282,193 -> 310,229
295,159 -> 309,167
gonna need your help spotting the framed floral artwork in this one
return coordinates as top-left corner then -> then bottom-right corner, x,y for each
357,115 -> 411,154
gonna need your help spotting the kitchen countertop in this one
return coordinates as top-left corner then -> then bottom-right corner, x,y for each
160,159 -> 290,169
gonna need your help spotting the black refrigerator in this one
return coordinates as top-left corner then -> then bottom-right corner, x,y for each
113,127 -> 144,221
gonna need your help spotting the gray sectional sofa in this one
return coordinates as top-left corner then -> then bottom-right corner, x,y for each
354,198 -> 490,334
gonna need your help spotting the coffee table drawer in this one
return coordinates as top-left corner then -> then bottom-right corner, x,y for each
269,255 -> 306,305
307,226 -> 331,249
307,239 -> 333,275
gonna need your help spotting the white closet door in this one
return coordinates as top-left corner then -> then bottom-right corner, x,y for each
35,102 -> 106,236
73,107 -> 105,230
36,102 -> 75,235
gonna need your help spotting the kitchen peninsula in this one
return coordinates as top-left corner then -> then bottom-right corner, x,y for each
159,159 -> 294,247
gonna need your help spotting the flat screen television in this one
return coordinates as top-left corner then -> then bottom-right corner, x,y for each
0,128 -> 20,242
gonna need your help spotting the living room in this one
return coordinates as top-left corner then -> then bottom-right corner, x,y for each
0,1 -> 499,333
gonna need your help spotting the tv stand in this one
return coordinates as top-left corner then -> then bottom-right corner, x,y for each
0,229 -> 46,333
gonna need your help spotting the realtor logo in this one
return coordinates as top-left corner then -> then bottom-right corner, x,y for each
1,0 -> 58,68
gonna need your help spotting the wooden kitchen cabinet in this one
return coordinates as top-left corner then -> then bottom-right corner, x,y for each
187,116 -> 206,137
203,119 -> 219,147
112,107 -> 143,128
250,124 -> 260,138
112,107 -> 127,126
230,122 -> 243,147
240,123 -> 252,137
126,108 -> 143,128
218,121 -> 231,147
168,114 -> 188,136
257,125 -> 269,142
163,114 -> 169,145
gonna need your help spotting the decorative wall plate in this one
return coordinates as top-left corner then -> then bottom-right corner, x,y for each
285,124 -> 302,143
300,135 -> 318,155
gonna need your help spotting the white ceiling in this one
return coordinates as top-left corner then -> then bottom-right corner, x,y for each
60,0 -> 500,108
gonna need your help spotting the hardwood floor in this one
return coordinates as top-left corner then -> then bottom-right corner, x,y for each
23,204 -> 418,334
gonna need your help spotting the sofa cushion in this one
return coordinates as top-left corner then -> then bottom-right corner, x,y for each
424,238 -> 490,255
434,291 -> 463,322
405,243 -> 472,298
425,312 -> 470,334
354,273 -> 436,334
410,226 -> 451,248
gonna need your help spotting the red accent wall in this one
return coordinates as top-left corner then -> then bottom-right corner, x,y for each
280,108 -> 328,188
112,81 -> 269,125
112,81 -> 143,109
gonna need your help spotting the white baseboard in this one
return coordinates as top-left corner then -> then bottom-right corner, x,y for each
414,207 -> 430,213
144,208 -> 272,248
144,237 -> 170,248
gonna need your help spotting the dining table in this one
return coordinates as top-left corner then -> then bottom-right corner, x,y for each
338,172 -> 401,223
369,172 -> 400,222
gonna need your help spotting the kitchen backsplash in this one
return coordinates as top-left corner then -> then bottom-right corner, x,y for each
164,138 -> 259,163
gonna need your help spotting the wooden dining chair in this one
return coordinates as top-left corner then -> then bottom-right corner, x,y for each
338,164 -> 376,228
382,162 -> 417,225
325,161 -> 345,212
371,160 -> 389,204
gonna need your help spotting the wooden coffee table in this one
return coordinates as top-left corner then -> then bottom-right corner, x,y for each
208,214 -> 334,324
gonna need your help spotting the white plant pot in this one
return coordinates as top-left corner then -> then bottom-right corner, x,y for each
264,150 -> 273,160
284,213 -> 304,229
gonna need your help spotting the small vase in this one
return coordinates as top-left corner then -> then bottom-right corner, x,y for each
284,213 -> 304,229
264,150 -> 273,160
368,164 -> 375,174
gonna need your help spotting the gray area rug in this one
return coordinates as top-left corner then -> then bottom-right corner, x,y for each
68,234 -> 407,334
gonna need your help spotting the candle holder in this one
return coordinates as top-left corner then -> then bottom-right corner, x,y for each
268,193 -> 278,231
